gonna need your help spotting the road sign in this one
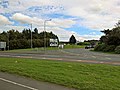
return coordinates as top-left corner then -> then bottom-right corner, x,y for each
50,39 -> 58,47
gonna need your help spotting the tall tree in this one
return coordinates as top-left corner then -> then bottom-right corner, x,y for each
0,28 -> 59,50
100,21 -> 120,46
69,35 -> 76,44
101,29 -> 111,36
34,28 -> 38,34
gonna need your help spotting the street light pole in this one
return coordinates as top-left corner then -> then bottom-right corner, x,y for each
44,20 -> 46,51
44,19 -> 52,51
7,32 -> 9,50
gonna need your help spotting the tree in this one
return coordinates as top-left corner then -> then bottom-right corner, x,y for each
100,21 -> 120,46
69,35 -> 76,44
34,28 -> 38,34
95,20 -> 120,53
101,29 -> 111,36
0,28 -> 59,50
33,28 -> 39,39
22,29 -> 31,39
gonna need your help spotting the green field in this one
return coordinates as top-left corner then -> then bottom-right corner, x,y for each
0,57 -> 120,90
3,45 -> 85,53
64,45 -> 85,49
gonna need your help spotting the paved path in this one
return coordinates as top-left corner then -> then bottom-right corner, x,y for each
0,72 -> 76,90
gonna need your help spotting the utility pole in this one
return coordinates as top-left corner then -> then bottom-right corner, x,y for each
30,23 -> 33,49
44,19 -> 52,51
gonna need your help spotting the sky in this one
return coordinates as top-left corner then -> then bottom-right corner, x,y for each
0,0 -> 120,41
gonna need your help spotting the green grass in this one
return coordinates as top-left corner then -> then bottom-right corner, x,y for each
2,45 -> 84,53
64,45 -> 85,49
3,47 -> 58,53
0,57 -> 120,90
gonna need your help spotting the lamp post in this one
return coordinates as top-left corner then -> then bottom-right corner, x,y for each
7,32 -> 9,50
44,19 -> 52,51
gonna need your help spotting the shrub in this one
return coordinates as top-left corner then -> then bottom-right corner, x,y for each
103,45 -> 116,52
94,44 -> 106,51
115,46 -> 120,54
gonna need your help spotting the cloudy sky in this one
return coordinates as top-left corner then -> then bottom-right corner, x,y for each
0,0 -> 120,41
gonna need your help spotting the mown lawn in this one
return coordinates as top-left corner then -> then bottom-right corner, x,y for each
2,45 -> 85,53
0,57 -> 120,90
64,45 -> 85,49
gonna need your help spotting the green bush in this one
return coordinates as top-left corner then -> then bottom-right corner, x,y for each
103,45 -> 116,52
94,44 -> 116,52
115,46 -> 120,54
94,44 -> 107,51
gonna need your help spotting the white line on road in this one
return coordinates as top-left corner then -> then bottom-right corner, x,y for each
0,55 -> 10,57
0,78 -> 38,90
106,58 -> 111,60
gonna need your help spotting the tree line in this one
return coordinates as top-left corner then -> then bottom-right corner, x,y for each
94,21 -> 120,53
0,28 -> 59,50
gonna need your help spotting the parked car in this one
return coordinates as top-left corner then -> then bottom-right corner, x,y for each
85,45 -> 91,49
85,45 -> 95,49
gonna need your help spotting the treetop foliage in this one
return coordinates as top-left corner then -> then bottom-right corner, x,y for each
100,21 -> 120,46
0,28 -> 59,50
94,21 -> 120,53
69,35 -> 76,44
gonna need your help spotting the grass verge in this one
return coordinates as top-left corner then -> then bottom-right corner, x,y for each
64,45 -> 85,49
0,57 -> 120,90
2,45 -> 85,53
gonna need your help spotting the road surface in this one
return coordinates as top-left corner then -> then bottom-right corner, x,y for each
0,48 -> 120,65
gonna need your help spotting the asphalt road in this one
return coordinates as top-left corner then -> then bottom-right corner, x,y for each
0,48 -> 120,65
0,72 -> 75,90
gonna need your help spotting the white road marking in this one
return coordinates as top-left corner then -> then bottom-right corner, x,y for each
92,56 -> 96,58
59,50 -> 80,56
77,60 -> 82,61
100,62 -> 104,63
0,55 -> 10,57
106,58 -> 111,60
0,78 -> 38,90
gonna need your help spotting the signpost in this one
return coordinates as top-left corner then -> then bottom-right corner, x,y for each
0,42 -> 6,51
50,39 -> 58,47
